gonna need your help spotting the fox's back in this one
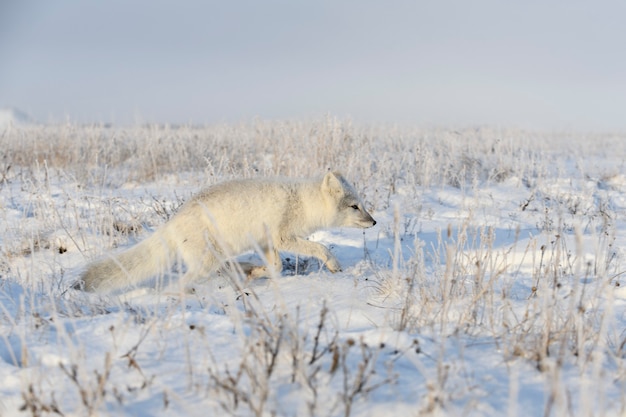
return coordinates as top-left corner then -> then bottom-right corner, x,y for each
190,178 -> 307,219
169,178 -> 318,252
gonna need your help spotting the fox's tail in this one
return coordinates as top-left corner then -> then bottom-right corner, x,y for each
78,230 -> 175,292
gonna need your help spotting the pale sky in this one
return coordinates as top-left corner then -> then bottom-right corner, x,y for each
1,1 -> 625,130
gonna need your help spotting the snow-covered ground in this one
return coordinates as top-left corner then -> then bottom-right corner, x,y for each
1,121 -> 626,416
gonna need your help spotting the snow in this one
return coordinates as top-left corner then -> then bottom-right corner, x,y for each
1,122 -> 626,416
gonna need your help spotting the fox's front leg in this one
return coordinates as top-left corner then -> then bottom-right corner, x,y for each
247,248 -> 282,279
279,237 -> 342,273
323,254 -> 342,273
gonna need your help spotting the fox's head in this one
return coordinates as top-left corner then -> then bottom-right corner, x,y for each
321,172 -> 377,229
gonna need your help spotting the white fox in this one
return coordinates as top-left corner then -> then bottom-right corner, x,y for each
78,172 -> 376,292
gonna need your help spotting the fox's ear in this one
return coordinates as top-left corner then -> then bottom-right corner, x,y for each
322,171 -> 343,198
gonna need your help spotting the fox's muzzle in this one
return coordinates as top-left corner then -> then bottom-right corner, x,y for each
360,213 -> 376,228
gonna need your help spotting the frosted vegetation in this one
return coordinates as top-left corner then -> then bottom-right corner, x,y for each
1,119 -> 626,416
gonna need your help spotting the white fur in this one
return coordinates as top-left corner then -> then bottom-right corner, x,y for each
79,172 -> 376,292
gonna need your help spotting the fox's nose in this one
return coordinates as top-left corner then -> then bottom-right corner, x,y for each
372,219 -> 377,226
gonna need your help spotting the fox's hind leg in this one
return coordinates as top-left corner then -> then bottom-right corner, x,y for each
173,245 -> 221,290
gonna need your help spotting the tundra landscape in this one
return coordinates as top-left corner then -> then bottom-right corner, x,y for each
1,118 -> 626,416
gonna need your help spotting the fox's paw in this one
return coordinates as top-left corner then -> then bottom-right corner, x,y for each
248,265 -> 270,279
325,258 -> 342,273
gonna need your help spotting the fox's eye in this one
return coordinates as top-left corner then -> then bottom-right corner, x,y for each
350,205 -> 359,210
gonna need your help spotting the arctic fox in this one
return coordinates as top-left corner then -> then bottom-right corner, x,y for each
78,172 -> 376,292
